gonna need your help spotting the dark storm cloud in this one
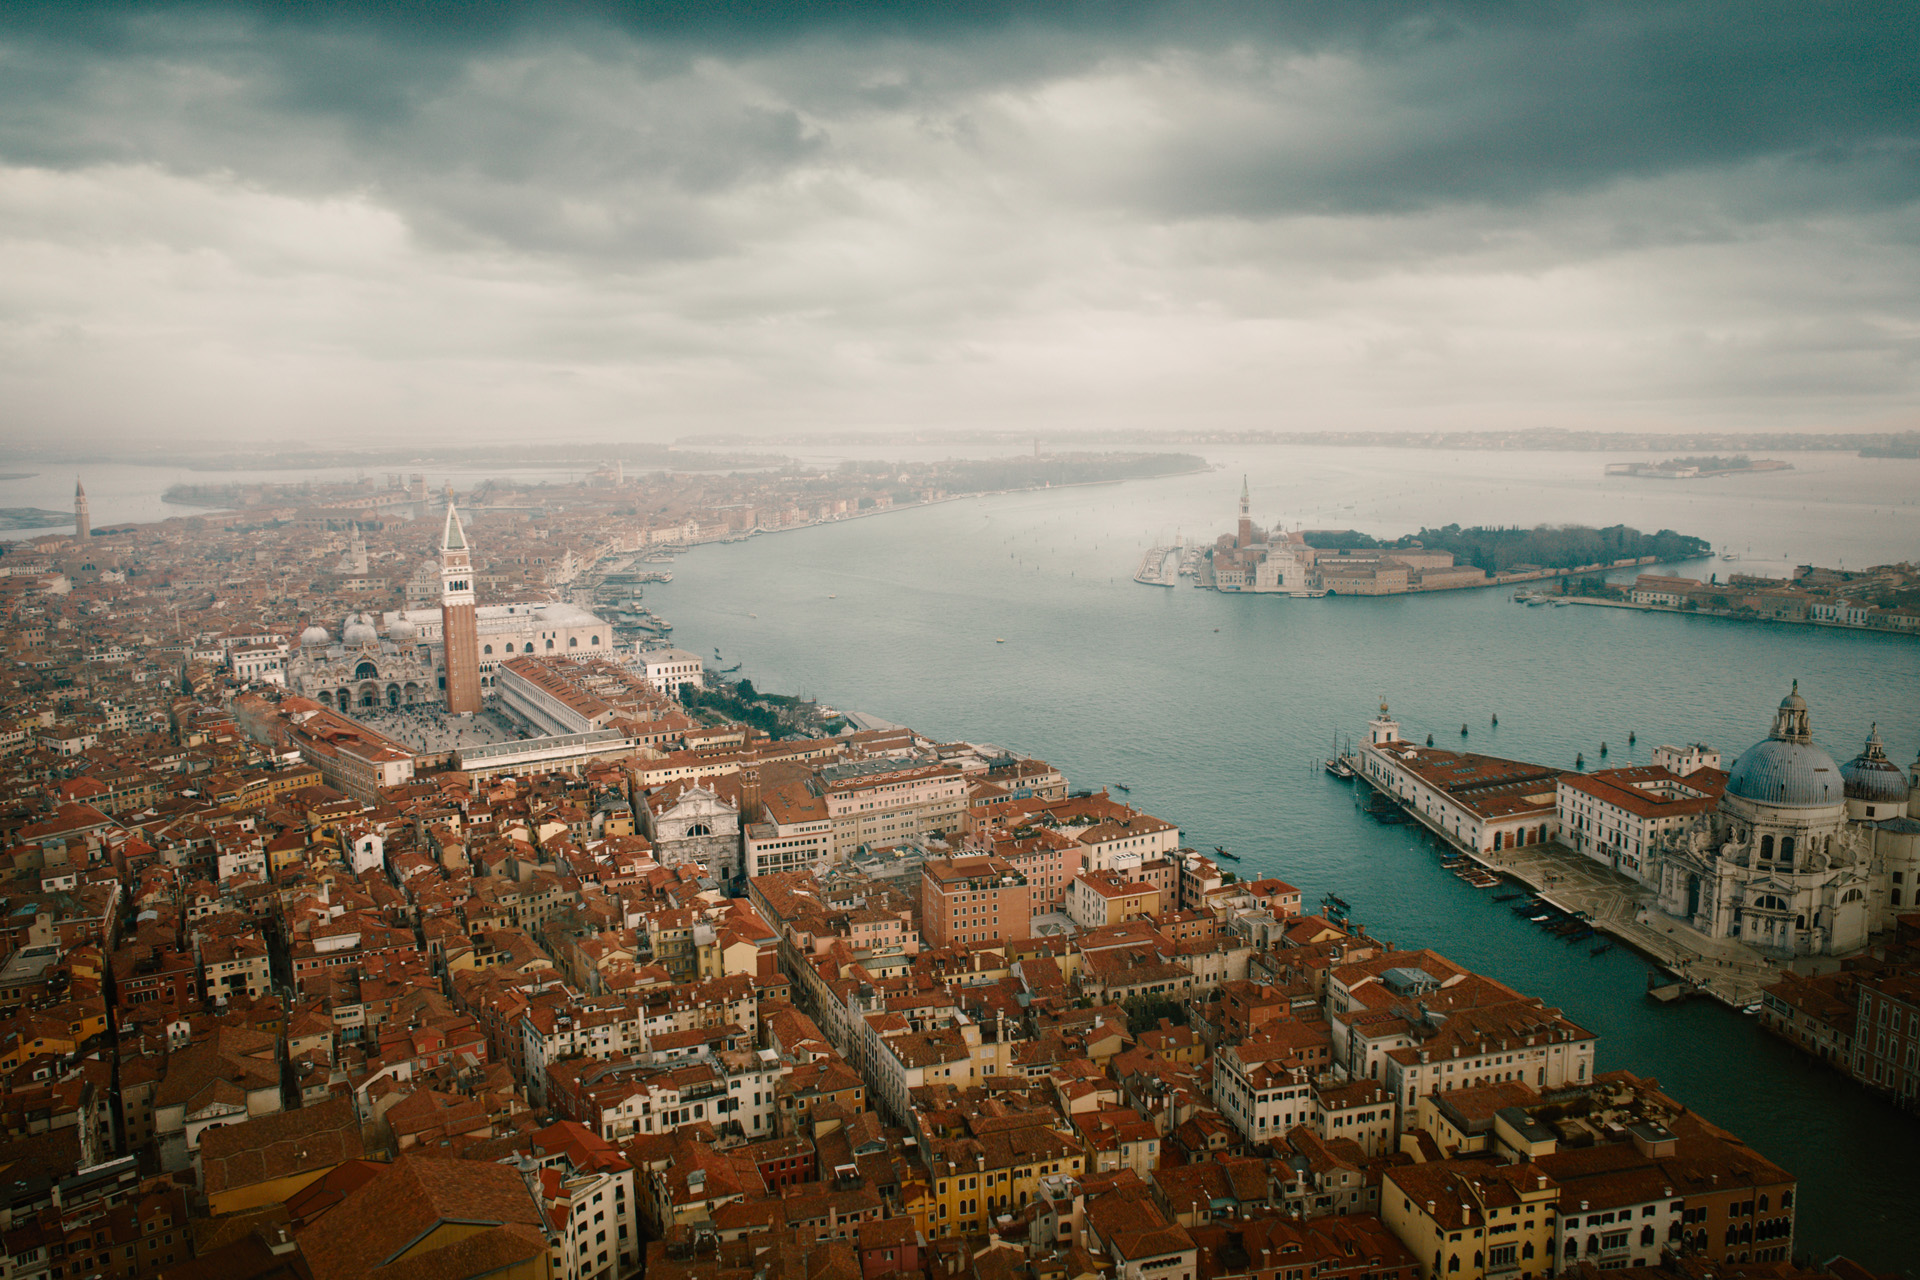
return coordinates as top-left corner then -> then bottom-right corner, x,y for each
0,1 -> 1916,445
6,2 -> 1917,224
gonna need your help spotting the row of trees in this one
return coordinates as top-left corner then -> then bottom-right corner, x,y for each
1307,523 -> 1710,572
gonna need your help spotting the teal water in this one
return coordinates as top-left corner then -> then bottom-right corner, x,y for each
650,445 -> 1920,1270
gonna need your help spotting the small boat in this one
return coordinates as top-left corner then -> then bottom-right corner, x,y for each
1328,894 -> 1351,911
995,638 -> 1006,643
1113,783 -> 1130,792
1742,1001 -> 1763,1016
1491,713 -> 1498,726
1324,757 -> 1354,779
1460,724 -> 1469,736
828,593 -> 837,599
1213,845 -> 1241,862
1492,892 -> 1521,903
1589,944 -> 1613,957
1529,913 -> 1553,923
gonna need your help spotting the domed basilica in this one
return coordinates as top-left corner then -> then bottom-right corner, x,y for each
1652,684 -> 1920,957
285,611 -> 439,712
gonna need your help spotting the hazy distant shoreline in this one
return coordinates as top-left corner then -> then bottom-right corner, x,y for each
694,428 -> 1920,457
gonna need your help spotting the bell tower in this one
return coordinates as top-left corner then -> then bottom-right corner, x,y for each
440,501 -> 483,714
1236,475 -> 1253,548
73,478 -> 90,540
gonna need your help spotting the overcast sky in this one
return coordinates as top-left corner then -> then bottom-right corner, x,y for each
2,1 -> 1916,451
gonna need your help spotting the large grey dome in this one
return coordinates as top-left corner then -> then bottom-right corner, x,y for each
1842,726 -> 1910,805
299,624 -> 330,647
341,612 -> 379,646
1723,683 -> 1843,808
1726,739 -> 1843,807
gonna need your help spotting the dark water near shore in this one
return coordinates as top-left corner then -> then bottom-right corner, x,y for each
649,445 -> 1920,1270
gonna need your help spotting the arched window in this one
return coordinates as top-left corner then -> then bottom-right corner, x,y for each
1447,1256 -> 1460,1274
1779,836 -> 1794,863
568,636 -> 578,647
524,642 -> 535,653
1781,1191 -> 1792,1209
355,660 -> 378,681
483,644 -> 493,654
1641,1226 -> 1655,1247
547,639 -> 555,649
591,635 -> 600,645
1758,1194 -> 1769,1211
686,823 -> 711,837
1760,834 -> 1774,859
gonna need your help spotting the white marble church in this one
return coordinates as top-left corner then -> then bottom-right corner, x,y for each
1650,685 -> 1920,958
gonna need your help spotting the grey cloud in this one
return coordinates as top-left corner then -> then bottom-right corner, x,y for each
0,1 -> 1917,448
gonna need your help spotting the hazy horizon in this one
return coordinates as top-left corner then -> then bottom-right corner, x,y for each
3,2 -> 1918,451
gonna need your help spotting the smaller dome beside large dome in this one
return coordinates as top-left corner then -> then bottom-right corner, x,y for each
341,612 -> 379,646
388,616 -> 418,642
299,624 -> 330,647
1842,725 -> 1910,805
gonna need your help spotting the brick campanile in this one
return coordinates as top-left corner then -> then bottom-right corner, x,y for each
439,501 -> 483,715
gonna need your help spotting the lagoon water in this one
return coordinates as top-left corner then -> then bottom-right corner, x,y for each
644,445 -> 1920,1268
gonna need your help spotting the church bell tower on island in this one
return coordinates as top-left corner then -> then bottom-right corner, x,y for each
439,501 -> 483,715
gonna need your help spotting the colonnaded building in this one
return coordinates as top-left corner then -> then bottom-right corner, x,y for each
1651,684 -> 1920,957
286,501 -> 613,713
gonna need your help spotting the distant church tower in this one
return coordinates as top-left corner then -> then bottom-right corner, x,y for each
74,478 -> 90,540
1236,475 -> 1252,549
439,502 -> 483,715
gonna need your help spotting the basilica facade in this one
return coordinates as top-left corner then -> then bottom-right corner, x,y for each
285,613 -> 438,713
1650,685 -> 1920,958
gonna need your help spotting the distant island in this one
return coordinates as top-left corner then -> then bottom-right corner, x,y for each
1564,563 -> 1919,635
1303,524 -> 1713,573
696,426 -> 1920,458
1604,455 -> 1793,479
1139,489 -> 1710,596
0,507 -> 74,531
0,473 -> 37,482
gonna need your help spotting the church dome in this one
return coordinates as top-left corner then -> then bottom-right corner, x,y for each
1723,684 -> 1842,809
1842,726 -> 1910,805
341,612 -> 379,646
299,624 -> 330,647
388,616 -> 418,642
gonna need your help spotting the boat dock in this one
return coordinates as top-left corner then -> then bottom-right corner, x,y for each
1473,840 -> 1781,1009
1354,777 -> 1779,1008
1133,546 -> 1180,587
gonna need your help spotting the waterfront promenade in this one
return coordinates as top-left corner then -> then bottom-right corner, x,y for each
1467,839 -> 1782,1009
1356,771 -> 1781,1008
